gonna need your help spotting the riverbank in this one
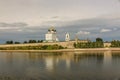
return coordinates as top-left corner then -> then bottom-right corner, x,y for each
0,48 -> 120,52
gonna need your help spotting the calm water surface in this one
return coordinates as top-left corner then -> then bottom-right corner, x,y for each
0,51 -> 120,80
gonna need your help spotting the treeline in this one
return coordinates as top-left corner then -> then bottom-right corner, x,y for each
111,40 -> 120,47
0,44 -> 64,50
74,38 -> 104,48
5,40 -> 43,44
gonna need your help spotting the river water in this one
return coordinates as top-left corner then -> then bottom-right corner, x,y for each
0,51 -> 120,80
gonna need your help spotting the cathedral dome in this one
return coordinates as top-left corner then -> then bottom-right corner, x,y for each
48,27 -> 56,32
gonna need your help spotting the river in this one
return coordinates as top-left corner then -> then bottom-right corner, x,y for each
0,51 -> 120,80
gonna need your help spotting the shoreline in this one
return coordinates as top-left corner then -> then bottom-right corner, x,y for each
0,48 -> 120,52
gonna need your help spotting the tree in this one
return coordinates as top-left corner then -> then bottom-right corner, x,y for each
96,38 -> 103,42
96,38 -> 104,48
38,40 -> 43,43
6,41 -> 10,44
24,41 -> 28,43
29,40 -> 37,43
38,40 -> 41,43
111,40 -> 120,47
6,41 -> 13,44
73,38 -> 104,48
40,40 -> 43,43
74,43 -> 76,48
14,42 -> 20,44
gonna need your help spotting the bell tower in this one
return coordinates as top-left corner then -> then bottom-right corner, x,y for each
65,32 -> 70,41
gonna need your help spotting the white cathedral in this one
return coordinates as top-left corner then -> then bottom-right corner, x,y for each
45,27 -> 59,42
45,27 -> 70,42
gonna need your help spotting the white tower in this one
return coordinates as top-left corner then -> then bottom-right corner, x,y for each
45,27 -> 58,42
65,32 -> 70,41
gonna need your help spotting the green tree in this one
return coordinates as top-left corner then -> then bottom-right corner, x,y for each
14,42 -> 20,44
38,40 -> 43,43
96,37 -> 103,42
6,41 -> 13,44
23,41 -> 28,43
74,38 -> 104,48
111,40 -> 120,47
29,40 -> 37,43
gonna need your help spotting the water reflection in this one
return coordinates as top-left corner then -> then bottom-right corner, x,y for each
104,51 -> 112,66
0,51 -> 120,80
6,52 -> 13,63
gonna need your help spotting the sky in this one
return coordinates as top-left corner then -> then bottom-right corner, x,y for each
0,0 -> 120,43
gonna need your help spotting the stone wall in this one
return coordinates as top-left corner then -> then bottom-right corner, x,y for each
0,41 -> 111,48
0,41 -> 76,48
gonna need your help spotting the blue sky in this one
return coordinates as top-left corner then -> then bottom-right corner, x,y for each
0,0 -> 120,43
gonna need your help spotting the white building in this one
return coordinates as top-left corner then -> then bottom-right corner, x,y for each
45,27 -> 59,42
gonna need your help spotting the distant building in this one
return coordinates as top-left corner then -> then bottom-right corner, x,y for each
45,27 -> 59,42
65,32 -> 70,41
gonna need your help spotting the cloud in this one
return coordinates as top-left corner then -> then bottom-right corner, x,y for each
0,27 -> 19,30
51,16 -> 59,19
0,14 -> 120,43
0,22 -> 29,32
113,28 -> 117,30
0,22 -> 28,27
100,29 -> 112,32
76,31 -> 90,35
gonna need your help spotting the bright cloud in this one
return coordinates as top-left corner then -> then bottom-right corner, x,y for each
100,29 -> 112,32
76,31 -> 90,35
